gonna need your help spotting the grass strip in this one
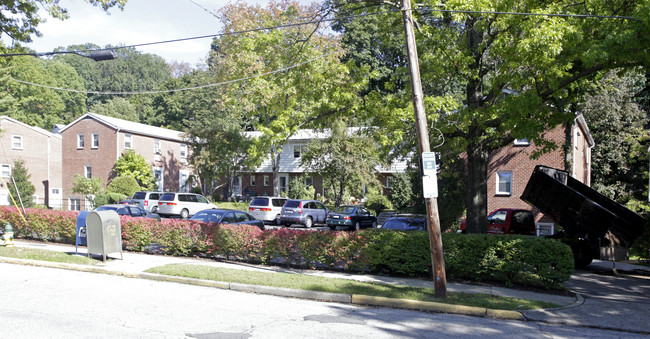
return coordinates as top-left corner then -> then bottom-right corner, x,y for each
0,246 -> 98,265
146,263 -> 559,311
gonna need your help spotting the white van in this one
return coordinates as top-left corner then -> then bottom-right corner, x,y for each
248,196 -> 288,225
156,192 -> 216,219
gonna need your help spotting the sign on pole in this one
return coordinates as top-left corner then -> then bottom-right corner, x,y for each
422,152 -> 438,198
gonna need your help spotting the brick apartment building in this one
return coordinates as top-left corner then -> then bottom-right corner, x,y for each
0,116 -> 63,209
233,129 -> 408,201
487,113 -> 594,235
60,113 -> 194,210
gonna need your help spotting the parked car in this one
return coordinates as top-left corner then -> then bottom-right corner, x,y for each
280,199 -> 329,228
131,191 -> 164,213
94,204 -> 161,221
376,210 -> 398,226
380,214 -> 427,231
189,208 -> 265,230
326,205 -> 377,231
248,196 -> 288,225
117,199 -> 134,205
458,208 -> 535,235
156,192 -> 217,219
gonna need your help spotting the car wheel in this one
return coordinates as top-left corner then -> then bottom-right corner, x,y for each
180,209 -> 189,219
372,221 -> 378,228
151,206 -> 158,213
354,222 -> 361,231
304,217 -> 313,228
328,225 -> 336,230
275,215 -> 282,225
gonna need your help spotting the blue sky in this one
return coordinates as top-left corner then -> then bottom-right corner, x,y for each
21,0 -> 319,66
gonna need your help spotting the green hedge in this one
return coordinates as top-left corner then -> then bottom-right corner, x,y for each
0,207 -> 574,288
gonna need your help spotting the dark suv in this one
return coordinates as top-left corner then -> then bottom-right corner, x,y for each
280,199 -> 329,228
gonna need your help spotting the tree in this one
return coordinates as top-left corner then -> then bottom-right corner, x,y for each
8,160 -> 35,207
71,174 -> 104,208
327,0 -> 650,233
114,150 -> 156,190
287,176 -> 315,200
388,172 -> 412,211
107,175 -> 140,197
301,120 -> 382,207
89,97 -> 139,122
0,0 -> 125,43
209,0 -> 358,196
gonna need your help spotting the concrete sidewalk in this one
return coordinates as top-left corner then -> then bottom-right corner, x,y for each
4,239 -> 649,331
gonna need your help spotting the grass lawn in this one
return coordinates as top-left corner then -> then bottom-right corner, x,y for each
146,263 -> 559,311
0,246 -> 98,265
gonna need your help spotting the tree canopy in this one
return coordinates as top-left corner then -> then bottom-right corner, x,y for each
114,150 -> 156,190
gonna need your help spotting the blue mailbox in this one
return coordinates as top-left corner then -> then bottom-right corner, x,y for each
75,211 -> 89,254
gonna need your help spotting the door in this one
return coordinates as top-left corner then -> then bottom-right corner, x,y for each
232,176 -> 242,197
278,175 -> 288,195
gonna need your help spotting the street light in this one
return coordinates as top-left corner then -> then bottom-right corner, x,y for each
0,49 -> 117,61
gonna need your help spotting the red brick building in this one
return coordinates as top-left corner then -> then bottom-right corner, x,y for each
487,113 -> 594,234
60,113 -> 194,210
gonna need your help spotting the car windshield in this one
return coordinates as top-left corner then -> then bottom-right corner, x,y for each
159,193 -> 176,201
488,210 -> 508,224
132,192 -> 146,199
333,206 -> 356,214
250,198 -> 269,206
284,200 -> 300,208
191,210 -> 225,222
95,206 -> 117,211
383,218 -> 426,231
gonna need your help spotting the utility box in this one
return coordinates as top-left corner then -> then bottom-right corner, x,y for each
75,211 -> 89,255
86,210 -> 123,262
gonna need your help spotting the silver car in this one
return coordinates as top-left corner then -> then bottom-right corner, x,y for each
280,199 -> 329,228
248,196 -> 288,225
131,191 -> 164,213
156,192 -> 216,219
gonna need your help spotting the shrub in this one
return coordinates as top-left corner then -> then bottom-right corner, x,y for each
107,176 -> 140,197
365,193 -> 393,215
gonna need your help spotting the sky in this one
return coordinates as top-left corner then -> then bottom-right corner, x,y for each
18,0 -> 319,67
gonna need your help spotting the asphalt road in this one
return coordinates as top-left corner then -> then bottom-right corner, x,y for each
0,263 -> 642,338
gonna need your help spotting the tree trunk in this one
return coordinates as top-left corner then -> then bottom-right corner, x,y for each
465,127 -> 489,234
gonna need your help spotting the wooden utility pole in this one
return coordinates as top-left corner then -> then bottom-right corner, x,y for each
400,0 -> 447,297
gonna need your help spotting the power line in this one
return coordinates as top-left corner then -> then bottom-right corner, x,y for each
6,50 -> 337,95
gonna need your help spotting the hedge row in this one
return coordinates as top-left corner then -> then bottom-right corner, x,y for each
0,207 -> 574,288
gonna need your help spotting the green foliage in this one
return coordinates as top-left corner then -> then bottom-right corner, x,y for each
71,174 -> 104,208
364,193 -> 393,215
8,159 -> 35,208
114,150 -> 156,190
286,176 -> 315,200
301,120 -> 382,206
92,192 -> 127,206
107,176 -> 140,197
387,172 -> 412,210
89,97 -> 139,122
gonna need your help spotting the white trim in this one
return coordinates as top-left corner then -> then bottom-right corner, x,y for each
77,134 -> 84,149
91,133 -> 99,149
496,171 -> 512,196
11,135 -> 23,150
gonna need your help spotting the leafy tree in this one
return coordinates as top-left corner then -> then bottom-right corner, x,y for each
301,120 -> 382,206
0,0 -> 125,43
89,97 -> 139,122
114,150 -> 156,190
107,175 -> 140,197
580,70 -> 649,204
388,172 -> 412,211
208,0 -> 358,196
71,174 -> 104,208
8,160 -> 35,207
327,0 -> 650,233
287,176 -> 315,200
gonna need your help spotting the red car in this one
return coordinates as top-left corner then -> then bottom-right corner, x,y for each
459,208 -> 536,235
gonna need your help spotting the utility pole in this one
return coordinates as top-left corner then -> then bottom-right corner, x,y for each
400,0 -> 447,298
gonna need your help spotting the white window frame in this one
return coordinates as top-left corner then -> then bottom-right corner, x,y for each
153,139 -> 162,154
514,138 -> 530,146
152,166 -> 164,191
386,176 -> 393,189
304,176 -> 313,187
69,198 -> 81,211
124,133 -> 133,150
92,133 -> 99,149
293,145 -> 303,158
496,171 -> 513,196
1,163 -> 10,178
263,175 -> 270,187
84,165 -> 92,179
250,175 -> 256,187
77,134 -> 84,149
180,143 -> 187,158
179,169 -> 190,193
11,135 -> 23,150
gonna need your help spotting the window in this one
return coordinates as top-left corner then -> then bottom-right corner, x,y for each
180,143 -> 187,158
293,145 -> 303,158
1,164 -> 11,178
304,176 -> 313,187
84,165 -> 92,179
153,139 -> 161,154
264,175 -> 270,187
92,133 -> 99,148
179,170 -> 189,193
11,135 -> 23,150
496,171 -> 512,195
250,175 -> 256,187
386,176 -> 393,189
153,166 -> 163,191
124,134 -> 132,149
77,134 -> 84,149
51,188 -> 60,195
69,198 -> 81,211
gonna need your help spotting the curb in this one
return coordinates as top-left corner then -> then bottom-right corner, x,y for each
0,256 -> 526,321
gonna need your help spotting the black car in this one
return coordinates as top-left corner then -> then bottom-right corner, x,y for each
189,209 -> 266,230
95,204 -> 161,221
326,205 -> 377,231
380,214 -> 427,231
